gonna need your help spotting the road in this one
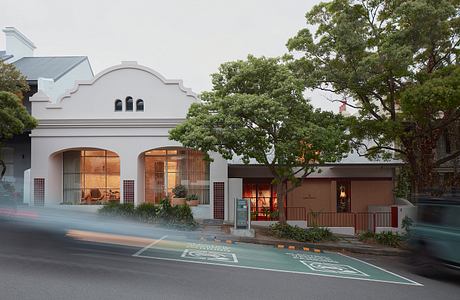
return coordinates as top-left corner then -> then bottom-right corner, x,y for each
0,210 -> 459,300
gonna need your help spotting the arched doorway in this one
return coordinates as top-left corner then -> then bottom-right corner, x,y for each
62,149 -> 120,204
144,148 -> 209,204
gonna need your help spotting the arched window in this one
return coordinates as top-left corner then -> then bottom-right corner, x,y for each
114,99 -> 122,111
126,96 -> 133,111
136,99 -> 144,111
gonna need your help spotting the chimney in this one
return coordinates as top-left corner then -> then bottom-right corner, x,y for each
3,27 -> 36,62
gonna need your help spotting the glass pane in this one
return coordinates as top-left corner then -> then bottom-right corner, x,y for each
63,151 -> 81,173
107,151 -> 118,157
106,157 -> 120,174
107,174 -> 120,188
145,150 -> 166,156
84,157 -> 106,173
84,150 -> 105,157
84,174 -> 105,188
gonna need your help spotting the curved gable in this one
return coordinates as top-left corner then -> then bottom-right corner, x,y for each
32,61 -> 199,120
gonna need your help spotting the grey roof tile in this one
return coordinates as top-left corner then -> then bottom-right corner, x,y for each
12,56 -> 89,81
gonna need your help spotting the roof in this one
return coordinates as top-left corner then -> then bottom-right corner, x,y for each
12,56 -> 90,81
0,50 -> 13,61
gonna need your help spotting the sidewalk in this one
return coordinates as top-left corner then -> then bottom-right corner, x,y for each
197,223 -> 408,256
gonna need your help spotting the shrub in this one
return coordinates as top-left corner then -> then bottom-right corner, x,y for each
172,185 -> 187,198
358,230 -> 403,247
375,231 -> 403,247
269,223 -> 337,242
136,203 -> 158,221
98,198 -> 197,229
186,194 -> 198,201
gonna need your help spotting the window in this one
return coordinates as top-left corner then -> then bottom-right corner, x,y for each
136,99 -> 144,111
144,148 -> 210,204
63,150 -> 120,205
243,180 -> 278,220
114,99 -> 122,111
126,96 -> 133,111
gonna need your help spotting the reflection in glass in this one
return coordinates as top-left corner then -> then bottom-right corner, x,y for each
63,150 -> 120,205
144,148 -> 210,204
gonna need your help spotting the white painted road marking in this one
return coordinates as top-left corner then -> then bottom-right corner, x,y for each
181,249 -> 238,263
337,253 -> 423,286
132,235 -> 168,257
300,261 -> 369,276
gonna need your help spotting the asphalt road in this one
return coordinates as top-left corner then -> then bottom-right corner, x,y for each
0,213 -> 459,300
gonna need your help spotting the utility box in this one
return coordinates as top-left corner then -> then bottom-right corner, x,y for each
231,198 -> 254,237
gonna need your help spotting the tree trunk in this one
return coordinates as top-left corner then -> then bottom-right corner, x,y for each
0,159 -> 6,180
276,181 -> 286,224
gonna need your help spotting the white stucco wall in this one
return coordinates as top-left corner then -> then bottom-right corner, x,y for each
227,178 -> 243,222
29,62 -> 227,219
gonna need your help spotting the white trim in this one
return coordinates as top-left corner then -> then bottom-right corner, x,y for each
337,253 -> 423,286
132,235 -> 168,257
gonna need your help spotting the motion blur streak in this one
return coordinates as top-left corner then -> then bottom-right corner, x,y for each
66,229 -> 154,247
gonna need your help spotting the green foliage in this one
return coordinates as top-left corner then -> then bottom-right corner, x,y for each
98,199 -> 197,229
401,216 -> 414,233
395,167 -> 412,199
170,55 -> 350,223
0,92 -> 37,179
269,223 -> 337,243
0,60 -> 29,97
172,185 -> 187,198
186,194 -> 198,201
358,231 -> 403,248
287,0 -> 460,191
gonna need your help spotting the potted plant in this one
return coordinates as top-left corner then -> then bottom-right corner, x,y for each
171,184 -> 187,206
186,194 -> 199,206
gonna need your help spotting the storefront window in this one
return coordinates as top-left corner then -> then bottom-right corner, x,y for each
144,148 -> 210,204
63,150 -> 120,204
243,180 -> 278,220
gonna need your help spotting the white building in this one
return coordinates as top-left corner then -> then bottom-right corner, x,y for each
30,61 -> 228,219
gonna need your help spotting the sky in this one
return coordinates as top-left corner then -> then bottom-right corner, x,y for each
0,0 -> 341,112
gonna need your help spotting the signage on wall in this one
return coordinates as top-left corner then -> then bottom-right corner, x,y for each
235,198 -> 250,230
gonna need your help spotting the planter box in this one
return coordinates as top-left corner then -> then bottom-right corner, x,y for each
171,197 -> 186,206
186,199 -> 199,206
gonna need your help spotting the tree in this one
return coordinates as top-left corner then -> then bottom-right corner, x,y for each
287,0 -> 460,194
0,92 -> 37,179
0,60 -> 29,98
170,55 -> 349,223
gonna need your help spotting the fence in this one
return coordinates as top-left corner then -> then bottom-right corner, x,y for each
253,206 -> 393,233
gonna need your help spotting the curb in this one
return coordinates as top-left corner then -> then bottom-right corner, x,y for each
198,235 -> 407,256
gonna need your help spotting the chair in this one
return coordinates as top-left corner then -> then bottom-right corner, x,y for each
90,188 -> 104,203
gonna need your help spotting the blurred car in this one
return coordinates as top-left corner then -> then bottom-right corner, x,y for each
408,195 -> 460,275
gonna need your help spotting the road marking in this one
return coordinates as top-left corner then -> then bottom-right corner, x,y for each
133,253 -> 423,286
132,235 -> 168,257
300,261 -> 369,276
337,253 -> 423,286
181,249 -> 238,263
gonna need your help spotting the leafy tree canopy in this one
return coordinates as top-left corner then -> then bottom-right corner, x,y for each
287,0 -> 460,192
0,60 -> 29,98
170,55 -> 350,222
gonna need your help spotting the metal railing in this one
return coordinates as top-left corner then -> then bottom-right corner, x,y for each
249,206 -> 392,233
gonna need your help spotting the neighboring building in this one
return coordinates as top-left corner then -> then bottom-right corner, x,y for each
29,60 -> 402,229
0,27 -> 93,201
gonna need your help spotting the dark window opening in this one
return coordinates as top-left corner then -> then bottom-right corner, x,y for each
115,99 -> 122,111
136,99 -> 144,111
126,96 -> 133,111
